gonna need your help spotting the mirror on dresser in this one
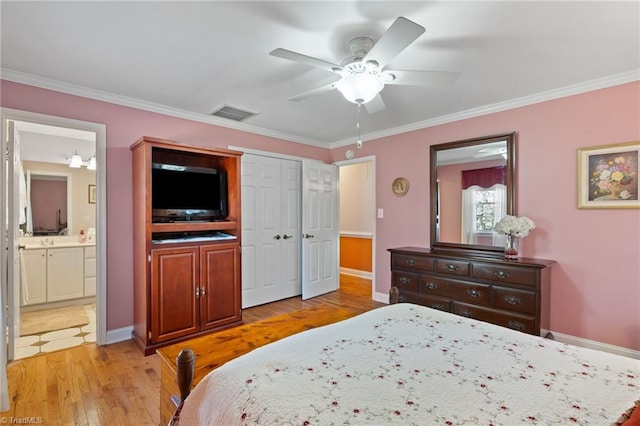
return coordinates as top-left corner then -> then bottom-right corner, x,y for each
430,132 -> 515,256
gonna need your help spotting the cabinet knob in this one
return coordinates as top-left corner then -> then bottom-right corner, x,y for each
405,259 -> 416,266
467,289 -> 481,298
446,264 -> 458,272
504,296 -> 521,305
431,304 -> 446,311
399,277 -> 410,284
200,286 -> 206,297
424,282 -> 438,290
494,271 -> 509,279
507,320 -> 525,331
458,309 -> 473,318
195,287 -> 200,298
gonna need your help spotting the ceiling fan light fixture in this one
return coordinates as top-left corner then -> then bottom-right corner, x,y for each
69,151 -> 83,168
335,73 -> 384,104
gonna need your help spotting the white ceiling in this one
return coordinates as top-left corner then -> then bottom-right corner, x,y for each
1,1 -> 639,149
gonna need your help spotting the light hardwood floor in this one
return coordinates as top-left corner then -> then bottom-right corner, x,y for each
2,275 -> 382,426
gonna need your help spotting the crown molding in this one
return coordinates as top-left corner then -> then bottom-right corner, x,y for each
329,69 -> 640,149
0,68 -> 328,148
2,68 -> 637,151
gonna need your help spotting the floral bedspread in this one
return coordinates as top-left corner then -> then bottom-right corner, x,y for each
179,303 -> 639,425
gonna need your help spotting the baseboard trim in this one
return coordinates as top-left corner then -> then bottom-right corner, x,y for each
542,329 -> 640,359
373,291 -> 389,304
340,267 -> 372,279
106,326 -> 133,345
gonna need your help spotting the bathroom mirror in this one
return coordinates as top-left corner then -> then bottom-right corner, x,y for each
430,132 -> 515,256
25,170 -> 72,235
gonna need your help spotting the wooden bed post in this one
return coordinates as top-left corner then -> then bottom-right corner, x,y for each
389,286 -> 399,304
176,349 -> 195,402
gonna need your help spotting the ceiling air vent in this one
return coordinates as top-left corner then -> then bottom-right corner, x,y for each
210,105 -> 258,122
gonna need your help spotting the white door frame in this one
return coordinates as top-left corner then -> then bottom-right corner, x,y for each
1,108 -> 107,351
334,155 -> 377,300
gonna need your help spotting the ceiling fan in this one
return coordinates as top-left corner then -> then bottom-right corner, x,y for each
270,16 -> 459,114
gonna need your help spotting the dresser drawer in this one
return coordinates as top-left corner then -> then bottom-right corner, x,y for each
420,276 -> 489,306
392,253 -> 434,272
452,302 -> 536,334
392,271 -> 420,292
398,292 -> 451,313
435,259 -> 470,277
492,286 -> 536,315
471,262 -> 537,287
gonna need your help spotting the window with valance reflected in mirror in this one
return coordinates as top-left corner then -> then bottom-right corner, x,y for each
431,133 -> 515,256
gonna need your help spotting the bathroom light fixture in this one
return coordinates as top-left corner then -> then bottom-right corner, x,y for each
69,151 -> 83,168
87,155 -> 97,170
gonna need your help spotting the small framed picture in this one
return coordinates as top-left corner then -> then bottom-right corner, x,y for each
577,141 -> 639,209
88,184 -> 96,204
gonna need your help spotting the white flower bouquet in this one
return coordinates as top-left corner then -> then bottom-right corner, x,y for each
494,215 -> 536,238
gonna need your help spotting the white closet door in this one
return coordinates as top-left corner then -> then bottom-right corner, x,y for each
280,159 -> 302,297
241,155 -> 302,308
241,155 -> 282,307
302,160 -> 339,300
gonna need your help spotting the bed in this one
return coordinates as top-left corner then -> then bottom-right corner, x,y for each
171,303 -> 639,425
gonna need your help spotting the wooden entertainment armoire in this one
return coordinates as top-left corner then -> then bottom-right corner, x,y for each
130,137 -> 243,355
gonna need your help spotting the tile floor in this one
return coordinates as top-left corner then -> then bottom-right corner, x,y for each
14,304 -> 96,360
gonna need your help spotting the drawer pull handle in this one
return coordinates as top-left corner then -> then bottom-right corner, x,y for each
446,264 -> 459,272
399,277 -> 410,284
431,304 -> 446,311
459,309 -> 473,318
494,271 -> 509,279
508,321 -> 525,331
505,296 -> 522,305
424,282 -> 438,290
399,295 -> 407,303
405,259 -> 416,266
467,289 -> 481,298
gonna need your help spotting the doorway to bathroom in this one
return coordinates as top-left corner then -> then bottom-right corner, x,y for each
1,108 -> 107,361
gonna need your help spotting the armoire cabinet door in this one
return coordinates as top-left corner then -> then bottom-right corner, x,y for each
150,247 -> 199,343
200,243 -> 241,330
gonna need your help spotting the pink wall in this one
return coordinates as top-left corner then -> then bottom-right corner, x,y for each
330,81 -> 640,351
2,80 -> 638,351
1,80 -> 330,331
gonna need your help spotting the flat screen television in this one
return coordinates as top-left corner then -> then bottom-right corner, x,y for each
151,162 -> 228,222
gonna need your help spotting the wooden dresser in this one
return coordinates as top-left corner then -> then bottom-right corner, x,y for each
388,247 -> 554,336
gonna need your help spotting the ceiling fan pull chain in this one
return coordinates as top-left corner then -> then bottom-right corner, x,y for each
356,102 -> 363,149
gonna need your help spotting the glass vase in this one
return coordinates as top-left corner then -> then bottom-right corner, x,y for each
504,235 -> 519,260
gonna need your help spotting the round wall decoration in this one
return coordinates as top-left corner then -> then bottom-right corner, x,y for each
345,150 -> 355,160
392,177 -> 409,196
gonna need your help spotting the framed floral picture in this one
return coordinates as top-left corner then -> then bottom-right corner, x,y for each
577,141 -> 639,209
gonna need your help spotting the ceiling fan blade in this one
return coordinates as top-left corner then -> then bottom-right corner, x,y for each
288,81 -> 338,101
270,48 -> 342,74
363,17 -> 425,69
385,70 -> 460,87
364,94 -> 386,114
